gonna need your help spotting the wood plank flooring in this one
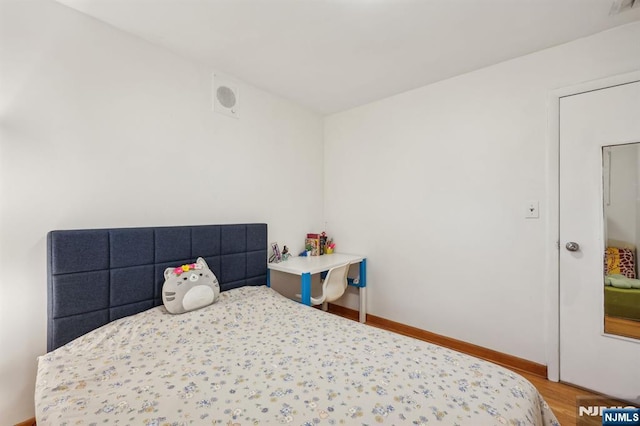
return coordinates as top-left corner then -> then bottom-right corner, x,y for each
517,370 -> 605,426
604,314 -> 640,340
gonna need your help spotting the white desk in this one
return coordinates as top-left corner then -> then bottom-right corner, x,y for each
267,253 -> 367,322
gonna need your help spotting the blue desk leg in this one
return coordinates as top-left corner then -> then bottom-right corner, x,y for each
267,269 -> 271,288
301,272 -> 312,306
359,259 -> 367,323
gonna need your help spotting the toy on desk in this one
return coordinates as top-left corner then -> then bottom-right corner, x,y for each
281,245 -> 292,260
299,248 -> 311,257
320,232 -> 327,255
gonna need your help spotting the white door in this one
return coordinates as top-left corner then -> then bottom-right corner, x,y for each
559,80 -> 640,400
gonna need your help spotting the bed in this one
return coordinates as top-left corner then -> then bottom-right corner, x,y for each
36,224 -> 559,425
605,286 -> 640,321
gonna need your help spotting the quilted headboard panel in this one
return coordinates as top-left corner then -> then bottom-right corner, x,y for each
47,223 -> 267,352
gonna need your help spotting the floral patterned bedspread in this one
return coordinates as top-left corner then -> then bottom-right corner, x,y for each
36,286 -> 559,425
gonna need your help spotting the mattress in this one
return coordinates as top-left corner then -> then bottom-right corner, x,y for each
605,285 -> 640,321
36,286 -> 559,425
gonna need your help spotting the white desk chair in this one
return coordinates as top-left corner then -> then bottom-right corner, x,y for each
296,262 -> 350,311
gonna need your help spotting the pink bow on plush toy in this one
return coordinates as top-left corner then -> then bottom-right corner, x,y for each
173,263 -> 203,275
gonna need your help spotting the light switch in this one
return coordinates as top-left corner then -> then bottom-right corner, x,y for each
525,200 -> 539,219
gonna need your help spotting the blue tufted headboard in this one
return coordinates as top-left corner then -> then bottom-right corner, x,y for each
47,223 -> 267,352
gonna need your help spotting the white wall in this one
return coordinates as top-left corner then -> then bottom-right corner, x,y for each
324,22 -> 640,365
0,0 -> 324,422
605,144 -> 638,246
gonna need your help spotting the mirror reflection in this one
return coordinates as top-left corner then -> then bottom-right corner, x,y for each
603,143 -> 640,340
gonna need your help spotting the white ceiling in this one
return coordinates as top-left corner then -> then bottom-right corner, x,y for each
55,0 -> 640,115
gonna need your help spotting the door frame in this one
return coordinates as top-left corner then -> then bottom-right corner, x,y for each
546,70 -> 640,382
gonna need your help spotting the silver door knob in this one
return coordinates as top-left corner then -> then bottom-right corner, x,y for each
565,242 -> 580,252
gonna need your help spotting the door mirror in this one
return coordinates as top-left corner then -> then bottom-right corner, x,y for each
603,143 -> 640,340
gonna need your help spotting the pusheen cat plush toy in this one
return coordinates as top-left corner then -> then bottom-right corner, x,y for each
162,257 -> 220,314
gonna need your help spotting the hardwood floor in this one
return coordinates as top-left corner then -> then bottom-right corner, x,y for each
325,303 -> 618,426
517,371 -> 605,426
604,314 -> 640,340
